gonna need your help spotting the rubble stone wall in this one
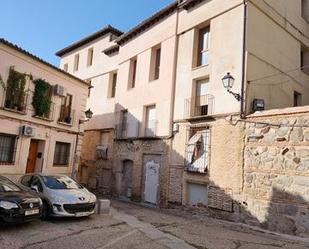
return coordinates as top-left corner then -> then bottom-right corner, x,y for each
243,109 -> 309,237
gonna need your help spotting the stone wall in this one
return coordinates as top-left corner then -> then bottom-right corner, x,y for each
243,108 -> 309,237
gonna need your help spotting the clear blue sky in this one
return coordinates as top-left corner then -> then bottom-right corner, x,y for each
1,0 -> 173,66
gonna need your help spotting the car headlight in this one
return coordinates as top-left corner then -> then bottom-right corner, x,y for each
0,201 -> 19,210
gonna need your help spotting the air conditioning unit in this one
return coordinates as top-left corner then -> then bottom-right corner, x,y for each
21,125 -> 35,137
54,84 -> 67,97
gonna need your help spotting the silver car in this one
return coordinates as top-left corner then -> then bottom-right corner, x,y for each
19,174 -> 97,219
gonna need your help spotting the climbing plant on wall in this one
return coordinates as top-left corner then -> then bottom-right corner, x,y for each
32,78 -> 52,118
5,66 -> 28,111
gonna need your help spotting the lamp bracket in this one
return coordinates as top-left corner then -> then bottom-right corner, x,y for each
227,89 -> 242,102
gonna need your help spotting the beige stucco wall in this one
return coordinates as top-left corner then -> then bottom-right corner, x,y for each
0,42 -> 88,178
246,1 -> 309,113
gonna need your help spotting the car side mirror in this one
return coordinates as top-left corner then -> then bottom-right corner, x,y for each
30,185 -> 39,193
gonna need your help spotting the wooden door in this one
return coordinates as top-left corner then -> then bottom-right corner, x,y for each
26,140 -> 39,173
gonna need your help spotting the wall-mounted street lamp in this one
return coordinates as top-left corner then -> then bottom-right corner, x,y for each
222,72 -> 242,102
85,108 -> 93,120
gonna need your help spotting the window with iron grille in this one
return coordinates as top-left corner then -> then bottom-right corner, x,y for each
0,133 -> 17,164
53,142 -> 70,166
185,127 -> 210,174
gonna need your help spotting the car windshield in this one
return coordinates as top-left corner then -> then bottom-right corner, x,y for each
0,177 -> 21,192
42,176 -> 83,190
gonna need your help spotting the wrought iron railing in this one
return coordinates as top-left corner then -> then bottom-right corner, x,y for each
115,122 -> 140,139
184,94 -> 214,119
0,88 -> 29,114
58,106 -> 75,125
144,120 -> 158,137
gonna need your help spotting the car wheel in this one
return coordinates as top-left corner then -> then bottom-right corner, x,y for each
41,201 -> 50,220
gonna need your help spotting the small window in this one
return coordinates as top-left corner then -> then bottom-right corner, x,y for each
0,133 -> 16,164
87,48 -> 94,67
74,54 -> 79,71
195,79 -> 210,116
185,128 -> 210,174
59,94 -> 73,124
301,47 -> 309,75
149,46 -> 161,81
53,142 -> 70,166
197,26 -> 210,67
120,110 -> 128,138
128,58 -> 137,89
294,91 -> 302,107
302,0 -> 309,21
63,63 -> 68,72
109,72 -> 117,98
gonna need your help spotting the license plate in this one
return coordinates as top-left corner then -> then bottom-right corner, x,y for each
75,212 -> 90,217
25,209 -> 40,216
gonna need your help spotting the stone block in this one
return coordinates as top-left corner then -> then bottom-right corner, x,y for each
290,128 -> 303,142
96,199 -> 110,214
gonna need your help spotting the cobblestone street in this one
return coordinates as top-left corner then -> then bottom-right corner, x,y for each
1,200 -> 309,249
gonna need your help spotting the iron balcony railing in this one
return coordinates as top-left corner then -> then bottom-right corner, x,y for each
58,106 -> 75,125
184,94 -> 214,119
115,122 -> 140,139
144,120 -> 158,137
1,88 -> 29,114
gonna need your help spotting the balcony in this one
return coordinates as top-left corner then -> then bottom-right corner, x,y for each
1,88 -> 29,114
58,106 -> 75,125
184,94 -> 214,119
115,122 -> 140,139
144,120 -> 158,137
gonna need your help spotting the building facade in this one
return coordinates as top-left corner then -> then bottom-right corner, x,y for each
56,0 -> 309,235
0,39 -> 89,181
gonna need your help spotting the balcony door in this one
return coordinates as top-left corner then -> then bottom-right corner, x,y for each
59,94 -> 72,124
195,79 -> 209,116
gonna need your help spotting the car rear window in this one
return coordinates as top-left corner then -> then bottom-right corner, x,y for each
42,176 -> 83,190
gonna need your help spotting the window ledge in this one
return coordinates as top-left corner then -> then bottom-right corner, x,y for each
149,78 -> 159,83
57,121 -> 73,127
33,115 -> 54,122
192,64 -> 209,71
1,107 -> 27,115
53,164 -> 69,167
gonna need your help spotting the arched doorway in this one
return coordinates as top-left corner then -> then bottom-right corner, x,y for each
120,160 -> 133,199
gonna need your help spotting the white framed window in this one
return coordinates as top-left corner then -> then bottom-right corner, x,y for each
197,26 -> 210,67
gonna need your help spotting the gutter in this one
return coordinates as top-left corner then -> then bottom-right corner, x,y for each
240,0 -> 248,119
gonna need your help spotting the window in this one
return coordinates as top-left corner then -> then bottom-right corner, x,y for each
87,48 -> 94,66
53,142 -> 70,166
74,54 -> 79,71
128,58 -> 137,89
59,94 -> 73,124
195,79 -> 209,116
63,63 -> 68,72
197,26 -> 210,67
301,47 -> 309,75
145,105 -> 156,137
0,133 -> 16,164
109,72 -> 117,98
302,0 -> 309,21
185,128 -> 210,174
294,91 -> 302,107
149,46 -> 161,81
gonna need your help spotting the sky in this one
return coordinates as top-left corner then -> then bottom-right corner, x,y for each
0,0 -> 173,66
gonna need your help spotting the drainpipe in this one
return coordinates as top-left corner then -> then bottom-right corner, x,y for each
240,0 -> 248,119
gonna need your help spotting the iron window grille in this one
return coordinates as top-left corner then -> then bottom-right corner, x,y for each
185,127 -> 210,174
0,133 -> 17,164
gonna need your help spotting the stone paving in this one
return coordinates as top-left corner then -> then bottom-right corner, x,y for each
1,200 -> 309,249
